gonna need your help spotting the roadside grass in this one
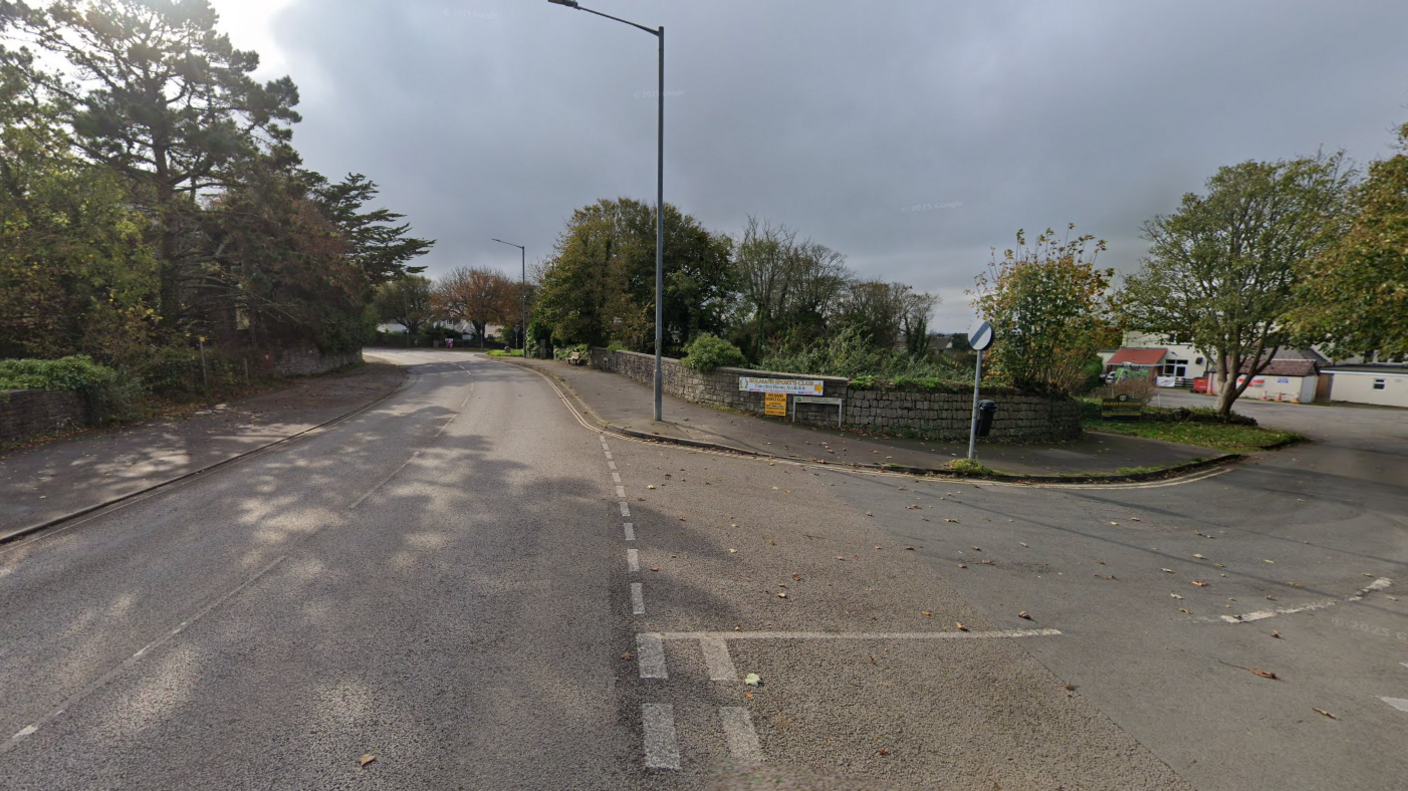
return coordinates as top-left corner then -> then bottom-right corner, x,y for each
487,349 -> 524,357
1085,417 -> 1301,453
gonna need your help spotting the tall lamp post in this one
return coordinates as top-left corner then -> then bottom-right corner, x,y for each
492,238 -> 527,352
548,0 -> 664,422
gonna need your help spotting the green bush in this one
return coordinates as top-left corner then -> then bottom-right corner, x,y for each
554,343 -> 590,361
0,355 -> 139,421
680,334 -> 747,372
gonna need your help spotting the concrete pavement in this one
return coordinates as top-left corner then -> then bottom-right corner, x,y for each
511,356 -> 1219,478
0,361 -> 406,542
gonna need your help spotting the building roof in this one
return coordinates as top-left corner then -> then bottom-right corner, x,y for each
1108,348 -> 1167,366
1250,360 -> 1319,378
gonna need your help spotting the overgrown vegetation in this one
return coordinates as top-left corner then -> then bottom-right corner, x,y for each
680,334 -> 746,372
759,326 -> 969,382
0,355 -> 139,421
0,1 -> 432,391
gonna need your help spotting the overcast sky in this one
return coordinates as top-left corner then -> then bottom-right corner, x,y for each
212,0 -> 1408,331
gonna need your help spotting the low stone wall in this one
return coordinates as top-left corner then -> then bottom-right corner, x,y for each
588,348 -> 1081,442
273,348 -> 362,376
1,389 -> 89,444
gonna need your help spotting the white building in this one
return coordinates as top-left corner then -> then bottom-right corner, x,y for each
1321,365 -> 1408,408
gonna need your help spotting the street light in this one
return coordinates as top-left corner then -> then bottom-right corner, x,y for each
491,238 -> 527,352
547,0 -> 665,422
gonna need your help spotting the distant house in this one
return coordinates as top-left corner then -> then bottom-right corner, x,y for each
1205,354 -> 1324,404
1320,364 -> 1408,408
1099,332 -> 1210,386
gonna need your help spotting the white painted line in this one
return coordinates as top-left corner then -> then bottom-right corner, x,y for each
636,633 -> 668,679
1222,578 -> 1395,623
701,637 -> 737,681
601,443 -> 610,452
641,703 -> 681,770
1348,577 -> 1392,601
604,452 -> 613,460
620,502 -> 631,518
624,522 -> 635,541
608,461 -> 617,470
652,629 -> 1061,642
1381,697 -> 1408,713
627,548 -> 640,572
719,707 -> 764,766
10,725 -> 36,742
348,452 -> 421,509
616,485 -> 627,498
631,583 -> 646,615
612,473 -> 622,483
1401,663 -> 1408,670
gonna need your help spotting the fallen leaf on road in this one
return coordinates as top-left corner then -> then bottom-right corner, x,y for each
1213,563 -> 1225,568
1110,522 -> 1119,525
359,754 -> 376,768
679,517 -> 686,521
1291,582 -> 1303,588
1264,559 -> 1275,564
647,485 -> 656,489
651,567 -> 660,572
866,511 -> 873,516
956,622 -> 969,631
792,573 -> 802,581
1250,668 -> 1277,680
874,546 -> 882,550
1271,631 -> 1281,639
744,673 -> 763,687
1018,611 -> 1031,620
777,592 -> 787,598
904,546 -> 916,551
1131,518 -> 1142,522
957,564 -> 967,569
945,518 -> 959,523
1019,542 -> 1028,548
877,749 -> 890,756
1192,581 -> 1210,587
1313,708 -> 1337,720
1192,554 -> 1206,559
835,556 -> 846,561
922,611 -> 932,617
971,546 -> 982,551
1170,593 -> 1184,599
1161,568 -> 1175,573
980,560 -> 995,566
729,549 -> 738,554
621,652 -> 633,660
1179,608 -> 1192,614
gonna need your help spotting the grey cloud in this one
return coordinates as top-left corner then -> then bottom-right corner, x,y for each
265,0 -> 1408,329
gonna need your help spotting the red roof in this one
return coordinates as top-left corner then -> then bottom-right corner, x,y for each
1242,360 -> 1318,377
1108,348 -> 1167,366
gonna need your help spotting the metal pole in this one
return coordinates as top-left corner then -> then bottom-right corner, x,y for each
521,245 -> 527,353
653,25 -> 664,422
967,349 -> 982,460
198,337 -> 208,390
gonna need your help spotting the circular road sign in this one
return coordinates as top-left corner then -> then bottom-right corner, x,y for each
967,319 -> 995,351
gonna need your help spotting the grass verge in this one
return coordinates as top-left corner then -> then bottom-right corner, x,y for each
1084,418 -> 1301,453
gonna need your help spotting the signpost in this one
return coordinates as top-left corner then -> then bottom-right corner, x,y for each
966,319 -> 995,460
764,392 -> 788,416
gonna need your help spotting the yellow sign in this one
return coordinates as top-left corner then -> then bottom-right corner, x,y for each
764,392 -> 787,416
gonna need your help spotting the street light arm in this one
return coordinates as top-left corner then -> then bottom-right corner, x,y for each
548,0 -> 659,36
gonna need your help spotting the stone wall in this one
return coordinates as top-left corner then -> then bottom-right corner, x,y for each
273,348 -> 362,377
1,389 -> 89,444
588,348 -> 1081,442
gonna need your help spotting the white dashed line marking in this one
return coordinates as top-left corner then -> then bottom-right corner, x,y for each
604,452 -> 613,460
650,628 -> 1062,642
719,707 -> 764,766
1382,697 -> 1408,713
616,485 -> 627,498
627,548 -> 640,572
636,633 -> 668,679
700,637 -> 737,681
9,725 -> 36,742
612,473 -> 622,483
620,502 -> 631,518
641,704 -> 681,770
608,461 -> 617,470
631,583 -> 646,615
623,522 -> 635,541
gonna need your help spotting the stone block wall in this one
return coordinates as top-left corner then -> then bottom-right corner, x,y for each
1,389 -> 89,444
273,349 -> 362,376
588,349 -> 1081,442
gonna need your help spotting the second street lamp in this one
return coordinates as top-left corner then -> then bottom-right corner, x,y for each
548,0 -> 665,422
491,238 -> 527,352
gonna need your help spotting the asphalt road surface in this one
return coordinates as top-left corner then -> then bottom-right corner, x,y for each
1,350 -> 1401,790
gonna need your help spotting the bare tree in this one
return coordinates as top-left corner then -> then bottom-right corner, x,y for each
433,266 -> 513,348
734,216 -> 852,357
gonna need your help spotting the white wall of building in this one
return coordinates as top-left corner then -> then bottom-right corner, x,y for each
1208,374 -> 1316,403
1118,332 -> 1212,379
1327,370 -> 1408,408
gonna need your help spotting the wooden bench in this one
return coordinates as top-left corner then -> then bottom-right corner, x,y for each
567,352 -> 585,366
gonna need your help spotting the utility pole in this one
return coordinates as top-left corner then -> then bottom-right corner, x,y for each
492,239 -> 527,352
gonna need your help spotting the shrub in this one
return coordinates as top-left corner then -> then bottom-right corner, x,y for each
762,325 -> 970,383
680,334 -> 747,372
553,343 -> 590,361
0,355 -> 139,421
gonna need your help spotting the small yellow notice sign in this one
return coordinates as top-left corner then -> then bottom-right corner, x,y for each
764,392 -> 787,417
